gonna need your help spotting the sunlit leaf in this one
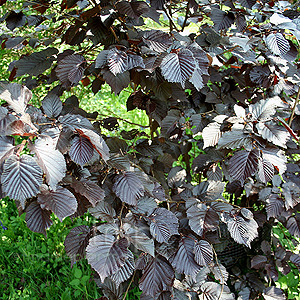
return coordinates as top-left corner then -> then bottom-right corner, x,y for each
86,235 -> 128,282
38,186 -> 78,221
1,154 -> 43,208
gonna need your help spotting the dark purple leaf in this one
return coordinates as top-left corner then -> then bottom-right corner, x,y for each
211,8 -> 235,31
86,235 -> 128,282
0,82 -> 31,115
217,130 -> 251,149
75,128 -> 110,162
290,253 -> 300,270
167,166 -> 186,188
107,48 -> 128,76
251,255 -> 268,269
132,196 -> 157,215
0,136 -> 14,161
123,223 -> 155,256
150,0 -> 165,10
143,30 -> 172,52
102,68 -> 130,95
224,214 -> 258,247
194,240 -> 213,267
42,93 -> 63,118
69,135 -> 94,166
139,255 -> 174,298
148,207 -> 179,243
160,48 -> 196,88
261,147 -> 287,175
29,136 -> 66,190
282,181 -> 300,210
211,263 -> 228,284
71,178 -> 105,207
89,201 -> 116,222
6,11 -> 26,30
199,282 -> 234,300
56,54 -> 85,86
187,203 -> 219,236
192,180 -> 225,204
169,236 -> 201,278
113,171 -> 144,205
64,225 -> 90,266
38,186 -> 78,221
1,154 -> 43,208
265,194 -> 284,220
256,122 -> 290,148
207,164 -> 223,181
236,14 -> 247,32
249,97 -> 282,121
286,215 -> 300,238
116,1 -> 150,19
15,48 -> 58,77
95,50 -> 110,68
229,149 -> 259,184
257,158 -> 274,184
265,33 -> 290,57
127,53 -> 145,70
25,201 -> 53,237
59,114 -> 94,131
111,250 -> 135,286
239,0 -> 256,8
96,278 -> 123,300
202,122 -> 222,149
249,65 -> 271,85
263,286 -> 286,300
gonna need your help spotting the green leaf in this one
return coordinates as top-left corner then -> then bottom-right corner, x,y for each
74,268 -> 82,279
69,279 -> 80,286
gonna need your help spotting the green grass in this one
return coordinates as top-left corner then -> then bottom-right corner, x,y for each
0,197 -> 101,299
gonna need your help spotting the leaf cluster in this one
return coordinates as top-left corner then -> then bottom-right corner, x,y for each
1,0 -> 300,299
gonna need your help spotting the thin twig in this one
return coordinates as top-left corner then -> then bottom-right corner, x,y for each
211,246 -> 224,300
97,111 -> 150,128
218,45 -> 240,56
288,86 -> 300,127
163,5 -> 180,32
118,202 -> 125,229
122,270 -> 136,300
181,0 -> 191,31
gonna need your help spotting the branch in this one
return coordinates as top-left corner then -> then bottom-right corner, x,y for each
97,111 -> 150,128
180,0 -> 191,31
163,5 -> 180,32
288,86 -> 300,127
211,246 -> 224,300
122,270 -> 136,300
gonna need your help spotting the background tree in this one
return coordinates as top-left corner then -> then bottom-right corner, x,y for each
0,0 -> 300,299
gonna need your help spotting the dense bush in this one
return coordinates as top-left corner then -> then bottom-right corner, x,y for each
1,0 -> 300,299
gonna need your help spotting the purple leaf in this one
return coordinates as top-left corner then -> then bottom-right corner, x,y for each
229,149 -> 259,184
64,225 -> 91,266
194,240 -> 213,267
139,255 -> 174,298
69,135 -> 94,166
29,136 -> 66,190
25,201 -> 53,237
86,235 -> 128,282
160,48 -> 196,88
148,207 -> 179,243
107,48 -> 128,76
1,154 -> 43,208
169,236 -> 201,278
38,186 -> 78,221
56,54 -> 85,86
113,171 -> 144,205
71,178 -> 105,207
